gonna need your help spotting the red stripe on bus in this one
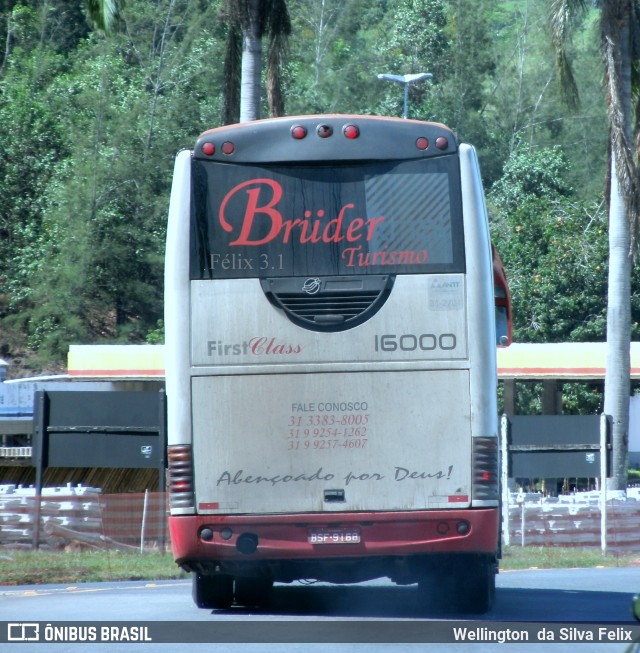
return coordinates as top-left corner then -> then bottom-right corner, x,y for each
199,502 -> 220,511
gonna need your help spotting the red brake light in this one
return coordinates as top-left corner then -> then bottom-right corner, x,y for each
472,437 -> 498,502
222,141 -> 235,155
168,444 -> 195,510
291,125 -> 307,139
201,142 -> 215,156
343,124 -> 359,139
416,137 -> 429,150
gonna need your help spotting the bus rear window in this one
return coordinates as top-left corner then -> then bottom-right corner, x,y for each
190,156 -> 464,279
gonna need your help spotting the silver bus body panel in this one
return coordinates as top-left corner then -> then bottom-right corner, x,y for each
191,369 -> 471,514
189,270 -> 473,513
165,141 -> 498,516
164,149 -> 192,447
190,274 -> 467,367
459,144 -> 499,508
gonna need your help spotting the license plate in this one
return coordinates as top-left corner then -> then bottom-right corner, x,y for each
308,529 -> 361,544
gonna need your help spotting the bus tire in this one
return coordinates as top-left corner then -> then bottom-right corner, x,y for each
449,558 -> 495,614
192,572 -> 234,609
234,576 -> 273,608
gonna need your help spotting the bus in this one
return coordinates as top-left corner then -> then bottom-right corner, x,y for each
164,114 -> 511,614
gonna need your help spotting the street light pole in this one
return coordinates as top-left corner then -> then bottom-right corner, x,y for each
377,72 -> 433,119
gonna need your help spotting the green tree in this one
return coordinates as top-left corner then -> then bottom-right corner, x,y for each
286,0 -> 388,114
6,0 -> 223,359
489,145 -> 610,415
0,6 -> 70,364
375,0 -> 449,119
22,47 -> 165,353
490,145 -> 606,340
477,0 -> 606,192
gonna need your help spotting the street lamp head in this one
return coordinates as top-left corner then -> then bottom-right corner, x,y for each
377,74 -> 406,84
377,71 -> 433,119
377,73 -> 433,85
403,72 -> 433,84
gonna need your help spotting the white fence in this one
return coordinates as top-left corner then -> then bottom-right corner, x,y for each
505,491 -> 640,551
4,483 -> 640,553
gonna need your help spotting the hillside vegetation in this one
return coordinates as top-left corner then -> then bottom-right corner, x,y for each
0,0 -> 638,415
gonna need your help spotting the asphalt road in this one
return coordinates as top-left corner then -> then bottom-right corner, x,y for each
2,568 -> 640,652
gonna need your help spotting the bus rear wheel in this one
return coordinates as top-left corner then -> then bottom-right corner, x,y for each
447,557 -> 496,614
192,572 -> 234,609
417,555 -> 496,615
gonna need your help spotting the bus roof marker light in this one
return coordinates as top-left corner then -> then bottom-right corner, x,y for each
317,124 -> 333,138
221,141 -> 235,155
291,125 -> 307,139
343,124 -> 360,139
416,137 -> 429,150
201,142 -> 215,156
435,136 -> 449,150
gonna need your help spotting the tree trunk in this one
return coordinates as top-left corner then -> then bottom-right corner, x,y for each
604,158 -> 631,491
240,0 -> 262,122
603,10 -> 633,491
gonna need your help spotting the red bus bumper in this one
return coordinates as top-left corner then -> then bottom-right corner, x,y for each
170,508 -> 499,567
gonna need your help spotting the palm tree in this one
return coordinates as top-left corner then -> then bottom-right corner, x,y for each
548,0 -> 640,490
221,0 -> 291,124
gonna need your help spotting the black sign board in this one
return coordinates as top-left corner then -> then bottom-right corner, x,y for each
32,390 -> 166,487
29,389 -> 166,550
507,415 -> 609,478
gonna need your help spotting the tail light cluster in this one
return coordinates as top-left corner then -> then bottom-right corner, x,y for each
290,123 -> 360,140
200,141 -> 234,156
472,437 -> 499,502
197,121 -> 449,158
168,444 -> 195,510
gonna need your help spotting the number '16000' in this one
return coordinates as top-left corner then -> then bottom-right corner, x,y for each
374,333 -> 457,352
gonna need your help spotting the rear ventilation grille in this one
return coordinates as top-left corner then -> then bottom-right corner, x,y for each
261,275 -> 394,332
277,290 -> 380,323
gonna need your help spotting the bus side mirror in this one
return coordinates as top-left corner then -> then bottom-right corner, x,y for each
495,305 -> 510,346
492,245 -> 512,347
